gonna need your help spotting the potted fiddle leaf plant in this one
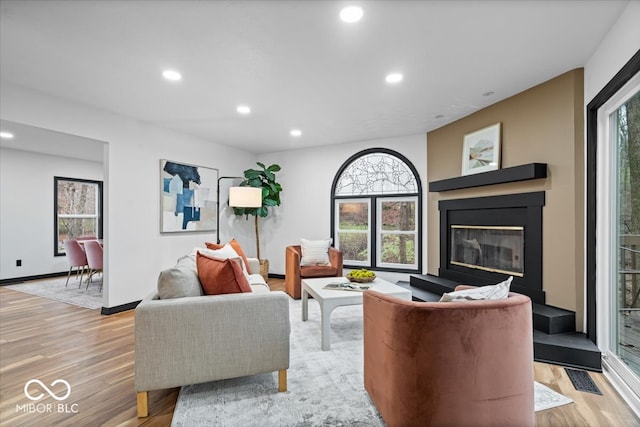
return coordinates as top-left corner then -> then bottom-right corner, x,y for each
233,162 -> 283,278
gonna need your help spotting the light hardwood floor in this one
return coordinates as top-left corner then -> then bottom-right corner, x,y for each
1,280 -> 638,426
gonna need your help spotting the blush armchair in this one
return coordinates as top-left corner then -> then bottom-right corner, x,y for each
285,245 -> 343,299
363,287 -> 535,427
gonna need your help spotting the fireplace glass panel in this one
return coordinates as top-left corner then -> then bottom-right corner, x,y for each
450,225 -> 524,276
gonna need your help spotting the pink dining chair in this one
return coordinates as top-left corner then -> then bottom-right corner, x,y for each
84,240 -> 103,291
63,239 -> 89,287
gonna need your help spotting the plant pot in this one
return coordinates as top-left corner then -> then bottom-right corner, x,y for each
259,259 -> 269,282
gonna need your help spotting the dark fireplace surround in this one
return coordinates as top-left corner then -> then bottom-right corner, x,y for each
439,192 -> 546,304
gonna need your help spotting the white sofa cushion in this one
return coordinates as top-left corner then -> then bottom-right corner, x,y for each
248,273 -> 270,293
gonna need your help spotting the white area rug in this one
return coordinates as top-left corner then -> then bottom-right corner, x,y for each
534,381 -> 573,411
171,300 -> 572,426
4,275 -> 103,310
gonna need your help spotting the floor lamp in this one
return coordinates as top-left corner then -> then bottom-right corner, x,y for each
216,176 -> 262,244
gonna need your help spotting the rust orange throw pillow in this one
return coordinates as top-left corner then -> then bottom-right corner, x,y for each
196,253 -> 251,295
205,238 -> 251,272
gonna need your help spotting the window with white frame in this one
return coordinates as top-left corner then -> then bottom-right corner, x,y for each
335,198 -> 371,266
54,177 -> 103,256
331,149 -> 422,272
377,197 -> 418,269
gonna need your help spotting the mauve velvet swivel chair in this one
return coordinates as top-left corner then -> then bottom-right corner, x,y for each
363,288 -> 535,427
84,240 -> 103,291
63,239 -> 88,287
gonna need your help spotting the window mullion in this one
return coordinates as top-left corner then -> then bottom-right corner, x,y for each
371,196 -> 377,269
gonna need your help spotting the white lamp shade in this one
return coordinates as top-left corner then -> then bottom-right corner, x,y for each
229,186 -> 262,208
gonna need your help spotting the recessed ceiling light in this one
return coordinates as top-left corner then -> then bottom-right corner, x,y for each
340,6 -> 363,23
482,91 -> 495,97
162,70 -> 182,81
385,73 -> 403,84
290,129 -> 302,137
0,131 -> 14,139
237,105 -> 251,115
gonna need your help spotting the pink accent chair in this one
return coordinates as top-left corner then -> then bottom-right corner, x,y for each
63,239 -> 88,288
84,240 -> 103,291
363,288 -> 535,427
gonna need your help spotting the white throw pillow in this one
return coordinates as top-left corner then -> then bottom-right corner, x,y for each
300,238 -> 332,266
439,276 -> 513,302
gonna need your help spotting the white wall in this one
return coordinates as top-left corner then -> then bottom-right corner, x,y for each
584,1 -> 640,102
0,148 -> 103,279
259,134 -> 427,284
0,82 -> 427,304
0,82 -> 258,308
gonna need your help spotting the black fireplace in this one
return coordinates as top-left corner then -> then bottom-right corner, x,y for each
439,192 -> 545,303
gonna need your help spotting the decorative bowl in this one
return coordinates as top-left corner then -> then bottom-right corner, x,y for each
347,274 -> 376,283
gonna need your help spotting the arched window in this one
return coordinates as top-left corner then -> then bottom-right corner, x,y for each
331,148 -> 422,272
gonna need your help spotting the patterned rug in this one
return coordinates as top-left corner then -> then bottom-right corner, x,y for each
171,300 -> 572,426
4,275 -> 103,310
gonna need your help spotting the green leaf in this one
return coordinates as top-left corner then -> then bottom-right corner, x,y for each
244,170 -> 260,179
241,207 -> 258,218
232,161 -> 282,219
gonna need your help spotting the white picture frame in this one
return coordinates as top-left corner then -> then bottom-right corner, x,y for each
461,123 -> 501,176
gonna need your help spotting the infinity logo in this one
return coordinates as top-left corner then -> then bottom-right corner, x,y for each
24,379 -> 71,401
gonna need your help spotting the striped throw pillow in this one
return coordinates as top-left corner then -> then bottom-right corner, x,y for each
300,238 -> 332,266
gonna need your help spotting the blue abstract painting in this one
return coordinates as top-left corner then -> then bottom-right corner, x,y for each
160,159 -> 218,233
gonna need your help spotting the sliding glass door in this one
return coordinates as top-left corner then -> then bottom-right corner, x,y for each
598,70 -> 640,400
613,88 -> 640,376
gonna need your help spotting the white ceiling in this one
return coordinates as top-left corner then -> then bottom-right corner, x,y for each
0,119 -> 105,162
0,0 -> 629,154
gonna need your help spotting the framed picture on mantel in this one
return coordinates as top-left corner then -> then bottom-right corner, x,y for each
461,122 -> 501,176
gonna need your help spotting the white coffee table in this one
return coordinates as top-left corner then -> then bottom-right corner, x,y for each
301,276 -> 412,350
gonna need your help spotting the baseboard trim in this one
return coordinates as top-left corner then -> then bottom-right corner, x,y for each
101,300 -> 141,315
0,271 -> 68,285
602,357 -> 640,419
